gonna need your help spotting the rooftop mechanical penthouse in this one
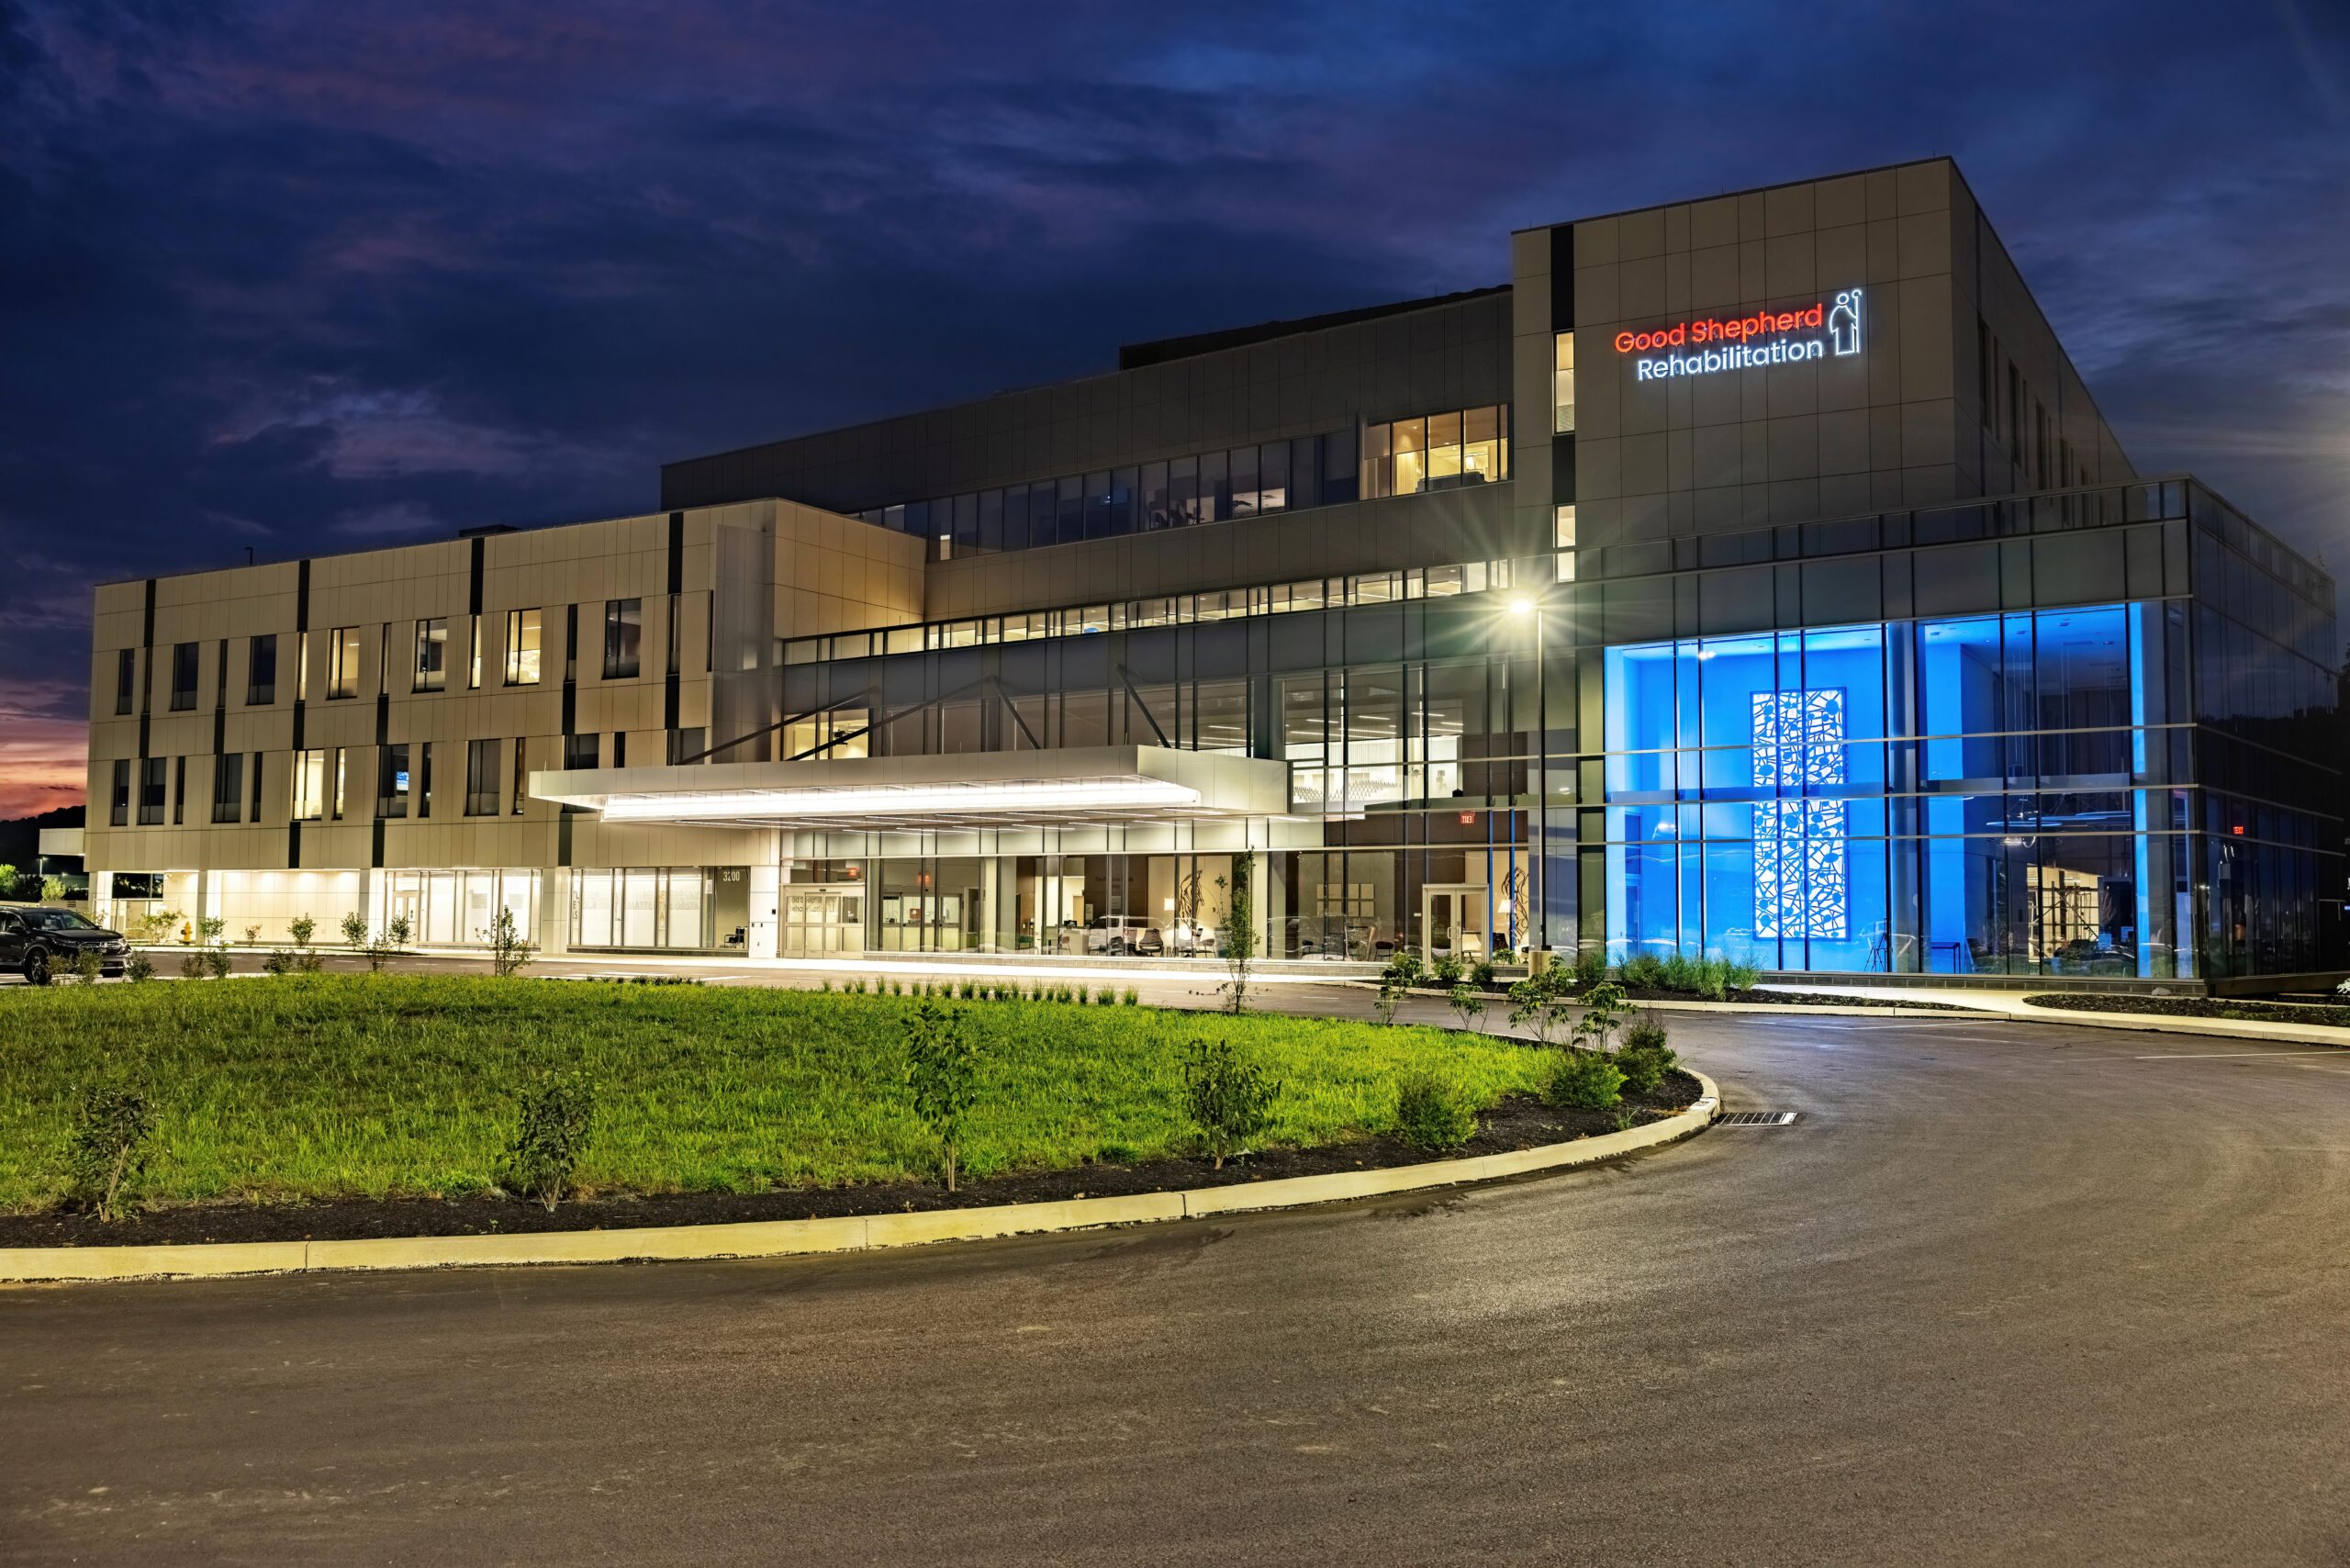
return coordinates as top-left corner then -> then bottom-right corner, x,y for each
82,157 -> 2344,990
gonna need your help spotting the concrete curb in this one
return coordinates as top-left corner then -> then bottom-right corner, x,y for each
0,1074 -> 1719,1284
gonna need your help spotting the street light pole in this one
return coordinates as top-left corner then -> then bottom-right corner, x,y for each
1508,594 -> 1548,961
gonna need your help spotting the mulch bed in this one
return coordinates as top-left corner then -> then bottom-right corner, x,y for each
0,1070 -> 1704,1249
2023,992 -> 2350,1028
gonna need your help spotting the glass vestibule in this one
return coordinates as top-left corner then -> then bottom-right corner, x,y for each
1598,603 -> 2203,978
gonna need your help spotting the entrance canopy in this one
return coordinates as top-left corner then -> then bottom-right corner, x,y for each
532,746 -> 1293,831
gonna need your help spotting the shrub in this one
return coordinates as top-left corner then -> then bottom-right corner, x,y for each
124,950 -> 154,983
1659,952 -> 1698,993
1123,988 -> 1138,1006
363,929 -> 397,972
1725,959 -> 1760,992
1572,946 -> 1608,990
487,906 -> 532,978
904,1000 -> 979,1192
262,948 -> 296,977
64,1070 -> 155,1221
501,1068 -> 597,1212
1381,951 -> 1425,991
386,914 -> 413,949
203,944 -> 232,981
1544,1048 -> 1625,1110
1448,982 -> 1487,1034
340,911 -> 369,947
70,947 -> 104,985
1431,954 -> 1465,988
1182,1038 -> 1280,1169
197,916 -> 225,946
178,948 -> 208,980
1393,1072 -> 1477,1151
1615,1013 -> 1678,1095
288,914 -> 315,947
1620,952 -> 1667,990
1470,957 -> 1498,990
242,924 -> 262,946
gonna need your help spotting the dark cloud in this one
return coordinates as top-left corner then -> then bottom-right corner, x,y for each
4,0 -> 2346,812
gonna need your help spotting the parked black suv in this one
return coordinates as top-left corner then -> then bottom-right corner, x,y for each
0,905 -> 131,984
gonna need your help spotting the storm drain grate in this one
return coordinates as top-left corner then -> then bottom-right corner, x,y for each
1713,1110 -> 1798,1127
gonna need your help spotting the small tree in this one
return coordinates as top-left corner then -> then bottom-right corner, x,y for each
40,875 -> 67,905
1182,1038 -> 1280,1170
65,1071 -> 155,1222
386,913 -> 412,950
1506,966 -> 1575,1047
0,863 -> 15,899
502,1068 -> 597,1212
70,947 -> 104,985
1572,980 -> 1630,1056
486,905 -> 532,977
241,924 -> 262,946
363,928 -> 397,972
1216,860 -> 1257,1014
140,908 -> 181,946
904,1000 -> 979,1192
340,911 -> 368,948
1448,981 -> 1487,1035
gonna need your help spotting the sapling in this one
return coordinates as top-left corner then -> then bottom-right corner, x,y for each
65,1070 -> 155,1221
904,1000 -> 979,1192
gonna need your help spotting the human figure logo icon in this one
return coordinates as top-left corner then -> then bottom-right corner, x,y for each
1830,290 -> 1862,356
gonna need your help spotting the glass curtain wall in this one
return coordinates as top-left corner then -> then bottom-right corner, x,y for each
1597,602 -> 2229,978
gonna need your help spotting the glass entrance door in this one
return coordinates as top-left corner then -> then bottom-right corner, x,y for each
1422,884 -> 1484,966
782,886 -> 866,957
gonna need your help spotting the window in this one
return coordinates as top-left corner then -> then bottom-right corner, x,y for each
466,614 -> 483,689
1554,332 -> 1576,433
414,618 -> 448,692
666,594 -> 680,677
612,731 -> 627,767
378,744 -> 410,819
216,639 -> 228,706
510,736 -> 528,814
464,738 -> 500,816
565,734 -> 599,769
1554,504 -> 1578,583
212,753 -> 243,823
416,742 -> 432,818
172,756 -> 185,823
169,642 -> 198,711
115,649 -> 137,715
330,747 -> 348,819
110,759 -> 129,825
667,727 -> 705,765
603,599 -> 642,678
505,608 -> 542,685
1361,407 -> 1511,498
292,750 -> 327,821
327,626 -> 361,700
247,634 -> 276,705
565,604 -> 579,682
296,630 -> 309,700
138,756 -> 167,824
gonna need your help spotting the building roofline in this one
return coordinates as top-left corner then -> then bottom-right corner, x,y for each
1509,153 -> 1958,234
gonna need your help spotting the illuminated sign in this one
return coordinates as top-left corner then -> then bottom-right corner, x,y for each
1617,288 -> 1863,381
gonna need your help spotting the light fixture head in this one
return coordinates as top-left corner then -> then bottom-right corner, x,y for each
1507,598 -> 1536,616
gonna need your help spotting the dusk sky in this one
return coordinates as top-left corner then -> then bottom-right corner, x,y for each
3,1 -> 2345,819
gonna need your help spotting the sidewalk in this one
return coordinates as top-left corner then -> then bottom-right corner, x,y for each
1756,981 -> 2350,1047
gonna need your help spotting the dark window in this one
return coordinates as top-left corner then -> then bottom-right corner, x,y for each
603,599 -> 642,679
250,751 -> 263,819
1200,450 -> 1228,521
172,756 -> 185,823
417,742 -> 432,819
666,593 -> 681,677
216,639 -> 229,705
667,727 -> 706,765
1056,476 -> 1084,546
169,642 -> 199,711
564,733 -> 599,769
247,634 -> 277,705
324,625 -> 361,700
110,759 -> 130,826
212,753 -> 243,823
565,603 -> 579,682
612,731 -> 626,767
511,736 -> 527,815
377,744 -> 410,819
138,757 -> 166,824
115,649 -> 137,715
464,738 -> 500,816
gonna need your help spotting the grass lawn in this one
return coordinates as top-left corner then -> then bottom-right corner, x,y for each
0,975 -> 1547,1212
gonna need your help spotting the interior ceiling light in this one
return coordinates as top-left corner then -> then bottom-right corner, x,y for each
597,778 -> 1201,823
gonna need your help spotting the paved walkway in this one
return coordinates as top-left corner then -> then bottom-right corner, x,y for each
1757,980 -> 2350,1046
